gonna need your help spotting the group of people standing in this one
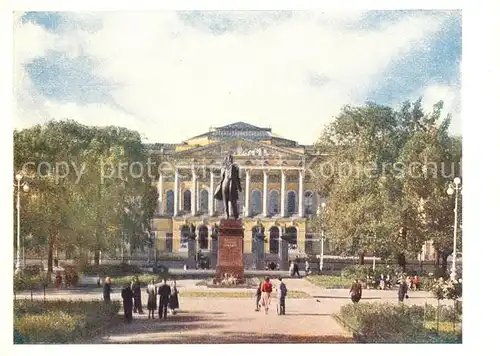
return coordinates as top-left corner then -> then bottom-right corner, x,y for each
255,277 -> 288,315
102,276 -> 179,322
349,273 -> 415,304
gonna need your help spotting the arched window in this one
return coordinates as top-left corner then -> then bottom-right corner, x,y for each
304,191 -> 314,215
180,225 -> 190,250
269,190 -> 280,216
287,191 -> 296,215
269,226 -> 280,254
166,190 -> 174,215
165,232 -> 173,252
198,225 -> 208,250
183,190 -> 191,212
285,226 -> 298,251
251,189 -> 262,216
199,189 -> 209,214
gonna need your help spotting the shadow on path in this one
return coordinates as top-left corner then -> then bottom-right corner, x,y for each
104,332 -> 355,344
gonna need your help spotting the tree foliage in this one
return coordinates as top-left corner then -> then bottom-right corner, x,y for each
13,120 -> 157,271
313,99 -> 462,272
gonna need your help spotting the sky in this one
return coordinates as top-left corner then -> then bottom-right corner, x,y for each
13,10 -> 462,145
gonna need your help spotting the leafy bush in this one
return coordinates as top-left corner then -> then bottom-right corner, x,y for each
79,263 -> 143,277
14,272 -> 50,292
14,299 -> 120,344
337,302 -> 461,343
341,265 -> 398,281
111,272 -> 170,287
431,278 -> 462,300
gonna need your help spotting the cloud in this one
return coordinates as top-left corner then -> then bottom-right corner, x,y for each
421,83 -> 461,134
14,11 -> 458,144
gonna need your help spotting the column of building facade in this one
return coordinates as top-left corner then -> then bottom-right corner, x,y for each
209,169 -> 215,216
280,170 -> 286,217
173,168 -> 179,217
298,169 -> 304,217
191,166 -> 197,216
262,170 -> 268,217
158,173 -> 164,214
245,169 -> 251,217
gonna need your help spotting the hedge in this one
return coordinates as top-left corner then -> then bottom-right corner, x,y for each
14,299 -> 120,344
79,263 -> 143,277
337,302 -> 461,343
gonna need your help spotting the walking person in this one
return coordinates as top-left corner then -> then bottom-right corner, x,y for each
169,280 -> 179,315
157,280 -> 171,320
121,282 -> 134,323
398,275 -> 409,303
277,277 -> 287,315
349,279 -> 362,303
292,257 -> 300,277
260,276 -> 273,314
255,281 -> 262,312
146,279 -> 157,319
102,277 -> 112,303
131,277 -> 144,314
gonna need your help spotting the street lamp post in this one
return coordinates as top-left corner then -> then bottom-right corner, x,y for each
447,177 -> 461,281
14,174 -> 29,274
317,202 -> 326,273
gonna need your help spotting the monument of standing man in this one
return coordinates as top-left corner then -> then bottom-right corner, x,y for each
214,154 -> 242,220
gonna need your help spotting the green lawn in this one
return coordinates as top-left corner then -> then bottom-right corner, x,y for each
180,290 -> 310,299
306,275 -> 352,288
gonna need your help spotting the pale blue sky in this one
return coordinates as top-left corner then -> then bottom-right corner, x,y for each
14,11 -> 461,144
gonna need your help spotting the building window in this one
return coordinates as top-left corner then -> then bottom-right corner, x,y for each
166,190 -> 174,215
285,226 -> 298,251
269,190 -> 280,216
200,189 -> 209,214
165,233 -> 173,252
251,189 -> 262,215
183,190 -> 191,212
269,226 -> 280,254
287,191 -> 296,215
180,225 -> 190,250
198,225 -> 209,250
304,191 -> 314,215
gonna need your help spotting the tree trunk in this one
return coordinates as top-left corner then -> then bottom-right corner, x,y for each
441,252 -> 450,276
94,250 -> 100,265
47,239 -> 54,273
358,252 -> 365,265
434,250 -> 440,267
397,253 -> 406,272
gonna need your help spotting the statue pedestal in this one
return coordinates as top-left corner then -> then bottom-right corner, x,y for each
216,219 -> 244,283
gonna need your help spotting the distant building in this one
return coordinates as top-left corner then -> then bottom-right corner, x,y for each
147,122 -> 323,257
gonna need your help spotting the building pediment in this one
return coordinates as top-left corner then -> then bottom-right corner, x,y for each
174,139 -> 304,160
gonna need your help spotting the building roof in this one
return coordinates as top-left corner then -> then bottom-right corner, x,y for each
146,121 -> 302,153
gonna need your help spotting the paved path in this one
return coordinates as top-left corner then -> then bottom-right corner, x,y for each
90,297 -> 353,344
16,278 -> 452,343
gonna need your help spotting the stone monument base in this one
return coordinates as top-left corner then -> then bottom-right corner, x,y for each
216,219 -> 244,283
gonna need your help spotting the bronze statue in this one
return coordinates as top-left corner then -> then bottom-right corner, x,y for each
214,154 -> 242,219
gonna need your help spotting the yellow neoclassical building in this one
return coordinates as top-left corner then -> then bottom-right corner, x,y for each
148,122 -> 324,257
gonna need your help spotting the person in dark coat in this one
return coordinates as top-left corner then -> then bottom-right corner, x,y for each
131,277 -> 144,314
146,279 -> 158,319
121,283 -> 134,322
168,280 -> 179,314
157,280 -> 171,319
349,279 -> 362,303
398,276 -> 409,303
103,277 -> 112,303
